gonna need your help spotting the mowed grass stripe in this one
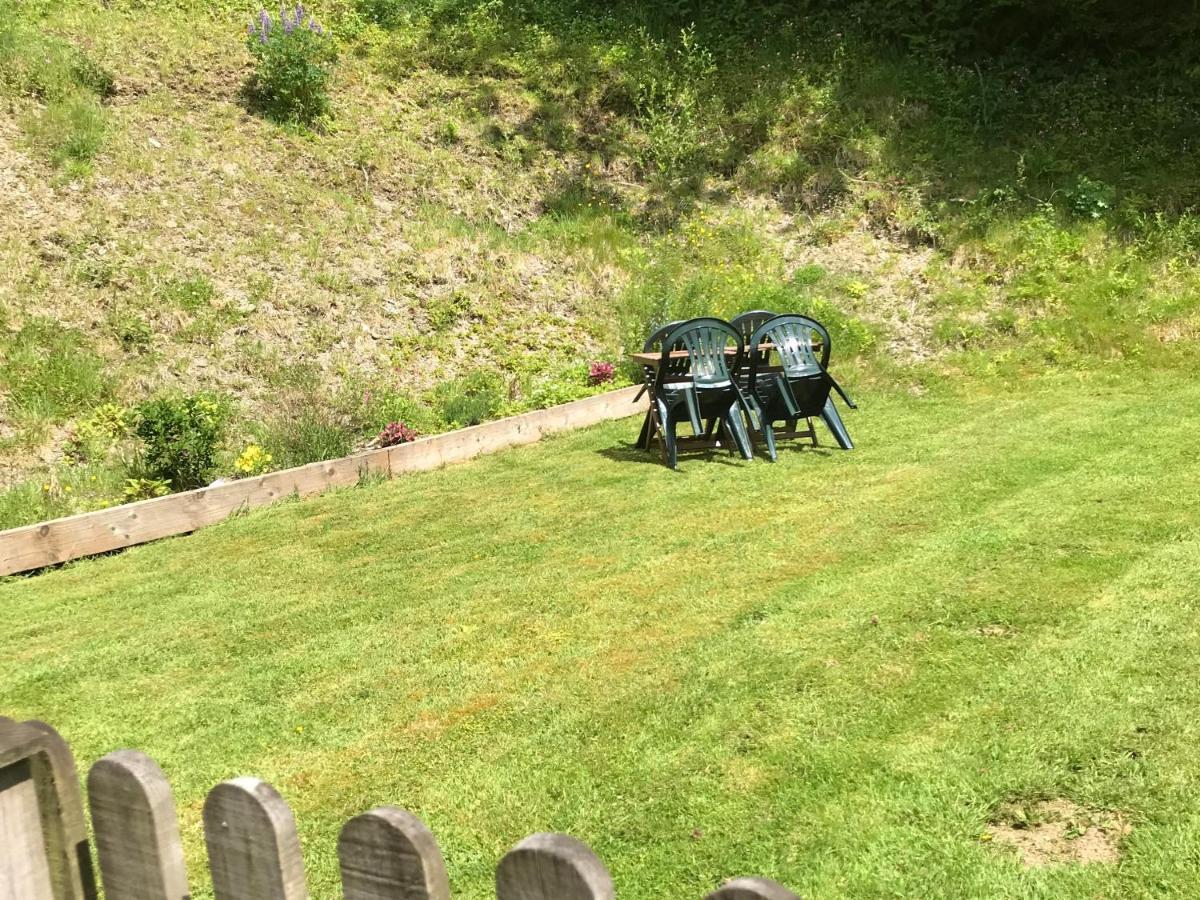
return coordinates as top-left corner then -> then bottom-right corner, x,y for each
3,372 -> 1200,898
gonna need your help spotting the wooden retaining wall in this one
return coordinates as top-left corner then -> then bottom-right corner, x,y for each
0,717 -> 800,900
0,386 -> 646,577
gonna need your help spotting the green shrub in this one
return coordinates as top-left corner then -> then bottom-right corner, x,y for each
123,477 -> 171,503
356,0 -> 409,27
109,311 -> 154,352
434,371 -> 504,428
133,394 -> 227,491
355,385 -> 442,436
246,6 -> 338,126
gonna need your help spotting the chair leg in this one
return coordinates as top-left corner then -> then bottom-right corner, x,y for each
821,398 -> 854,450
684,387 -> 703,437
661,404 -> 680,469
725,410 -> 754,460
760,414 -> 778,461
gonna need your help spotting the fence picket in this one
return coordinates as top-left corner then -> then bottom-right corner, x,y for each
0,718 -> 95,900
705,877 -> 801,900
495,833 -> 614,900
338,806 -> 451,900
87,750 -> 189,900
203,777 -> 307,900
5,720 -> 807,900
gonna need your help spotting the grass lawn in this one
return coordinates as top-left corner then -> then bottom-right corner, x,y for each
3,371 -> 1200,898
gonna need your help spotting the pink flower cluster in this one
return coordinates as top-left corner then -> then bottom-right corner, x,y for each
378,421 -> 418,447
588,361 -> 615,385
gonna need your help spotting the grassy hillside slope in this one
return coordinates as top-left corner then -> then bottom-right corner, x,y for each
3,372 -> 1200,897
3,0 -> 1200,527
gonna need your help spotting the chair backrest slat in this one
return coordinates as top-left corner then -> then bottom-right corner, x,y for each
729,310 -> 776,366
748,314 -> 831,386
660,318 -> 743,391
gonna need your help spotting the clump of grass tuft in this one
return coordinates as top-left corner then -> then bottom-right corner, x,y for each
23,93 -> 106,172
1,13 -> 113,171
0,320 -> 111,422
434,371 -> 504,428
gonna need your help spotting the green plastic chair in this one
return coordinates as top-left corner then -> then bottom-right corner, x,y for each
635,320 -> 684,449
729,309 -> 777,368
652,318 -> 755,469
746,314 -> 857,459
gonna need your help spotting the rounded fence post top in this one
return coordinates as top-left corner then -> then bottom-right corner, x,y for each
338,805 -> 451,900
496,833 -> 614,900
705,876 -> 802,900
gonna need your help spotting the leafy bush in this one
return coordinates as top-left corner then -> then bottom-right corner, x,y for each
354,385 -> 442,436
65,403 -> 130,464
246,5 -> 337,126
133,394 -> 227,491
356,0 -> 409,27
109,311 -> 154,352
434,372 -> 504,428
378,421 -> 418,446
123,477 -> 171,503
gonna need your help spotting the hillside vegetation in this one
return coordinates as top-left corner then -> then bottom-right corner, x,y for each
3,0 -> 1200,526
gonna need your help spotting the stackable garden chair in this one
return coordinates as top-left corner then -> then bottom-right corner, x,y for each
729,309 -> 777,368
650,318 -> 755,469
745,314 -> 857,459
635,320 -> 683,449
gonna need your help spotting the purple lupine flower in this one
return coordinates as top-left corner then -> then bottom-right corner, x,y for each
259,9 -> 271,32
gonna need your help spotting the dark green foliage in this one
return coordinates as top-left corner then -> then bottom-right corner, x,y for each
835,0 -> 1200,56
435,371 -> 504,427
356,0 -> 409,27
246,8 -> 338,126
133,394 -> 227,491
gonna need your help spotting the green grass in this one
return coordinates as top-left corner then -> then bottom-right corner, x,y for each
4,371 -> 1200,898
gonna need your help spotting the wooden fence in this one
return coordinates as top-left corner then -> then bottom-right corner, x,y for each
0,386 -> 646,578
0,717 -> 801,900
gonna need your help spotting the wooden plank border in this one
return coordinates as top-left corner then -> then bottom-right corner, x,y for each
0,386 -> 646,577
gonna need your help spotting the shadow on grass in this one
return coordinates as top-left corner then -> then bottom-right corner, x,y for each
598,440 -> 750,469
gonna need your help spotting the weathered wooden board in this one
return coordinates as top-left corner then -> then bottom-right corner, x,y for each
0,719 -> 94,900
0,386 -> 644,576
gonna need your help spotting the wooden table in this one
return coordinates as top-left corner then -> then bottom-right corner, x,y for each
629,344 -> 779,368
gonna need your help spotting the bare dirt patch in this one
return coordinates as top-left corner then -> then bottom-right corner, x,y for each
986,798 -> 1129,867
977,624 -> 1018,638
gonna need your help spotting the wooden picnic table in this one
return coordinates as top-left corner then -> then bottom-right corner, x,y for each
629,343 -> 779,368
